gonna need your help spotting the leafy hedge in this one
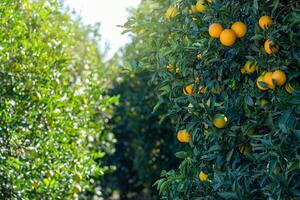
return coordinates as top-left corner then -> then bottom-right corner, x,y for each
0,0 -> 117,199
124,0 -> 300,199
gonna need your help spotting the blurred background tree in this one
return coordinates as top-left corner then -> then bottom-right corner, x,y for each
0,0 -> 117,198
98,42 -> 181,199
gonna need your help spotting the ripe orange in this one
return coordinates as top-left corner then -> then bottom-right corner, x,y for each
73,172 -> 82,182
263,72 -> 275,89
220,29 -> 236,46
183,84 -> 194,95
165,7 -> 177,19
256,75 -> 268,91
272,70 -> 286,86
264,39 -> 279,54
195,0 -> 206,12
208,23 -> 223,38
199,171 -> 208,181
25,80 -> 33,90
213,114 -> 227,128
244,61 -> 257,74
177,129 -> 191,143
259,16 -> 273,30
231,22 -> 247,38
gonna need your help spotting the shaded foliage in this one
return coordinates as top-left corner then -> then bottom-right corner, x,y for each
123,0 -> 300,199
99,64 -> 180,199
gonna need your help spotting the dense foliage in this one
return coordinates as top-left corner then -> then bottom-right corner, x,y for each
0,0 -> 117,199
2,0 -> 300,199
124,0 -> 300,199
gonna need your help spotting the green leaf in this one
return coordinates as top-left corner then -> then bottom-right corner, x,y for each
175,151 -> 188,159
218,192 -> 238,199
226,149 -> 234,162
253,0 -> 258,13
244,96 -> 254,106
278,110 -> 292,133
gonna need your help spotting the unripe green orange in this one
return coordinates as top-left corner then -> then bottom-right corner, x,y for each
73,184 -> 82,193
213,114 -> 227,128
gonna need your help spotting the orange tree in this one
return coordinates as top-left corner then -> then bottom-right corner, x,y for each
0,0 -> 117,199
124,0 -> 300,199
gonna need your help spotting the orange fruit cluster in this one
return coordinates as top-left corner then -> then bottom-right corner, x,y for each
257,70 -> 287,91
209,21 -> 247,46
258,16 -> 279,55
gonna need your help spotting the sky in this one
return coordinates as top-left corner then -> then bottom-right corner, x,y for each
65,0 -> 141,59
